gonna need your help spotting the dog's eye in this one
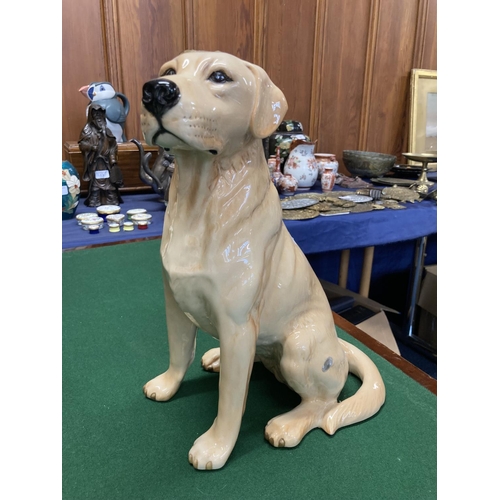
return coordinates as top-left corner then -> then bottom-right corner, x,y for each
162,68 -> 176,76
209,70 -> 233,83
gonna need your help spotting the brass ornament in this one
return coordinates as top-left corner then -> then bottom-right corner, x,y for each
320,207 -> 352,215
381,186 -> 420,203
349,203 -> 374,213
282,208 -> 320,220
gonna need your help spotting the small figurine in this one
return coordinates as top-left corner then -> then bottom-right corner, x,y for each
132,139 -> 175,205
78,103 -> 124,207
79,81 -> 130,142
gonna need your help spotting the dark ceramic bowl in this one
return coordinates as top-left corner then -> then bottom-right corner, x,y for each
342,150 -> 397,178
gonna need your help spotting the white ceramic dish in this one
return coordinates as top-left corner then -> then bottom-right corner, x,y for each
97,204 -> 121,216
81,216 -> 104,230
106,214 -> 125,225
127,208 -> 147,219
130,213 -> 152,225
76,213 -> 98,225
338,195 -> 373,203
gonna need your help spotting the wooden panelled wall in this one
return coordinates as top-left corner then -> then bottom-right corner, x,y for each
62,0 -> 437,178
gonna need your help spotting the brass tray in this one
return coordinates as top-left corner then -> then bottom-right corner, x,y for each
282,208 -> 320,220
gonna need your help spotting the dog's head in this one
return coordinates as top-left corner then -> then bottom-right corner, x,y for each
141,51 -> 288,157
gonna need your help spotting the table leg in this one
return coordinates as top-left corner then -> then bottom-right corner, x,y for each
359,246 -> 374,297
400,236 -> 437,358
404,237 -> 427,338
339,249 -> 350,288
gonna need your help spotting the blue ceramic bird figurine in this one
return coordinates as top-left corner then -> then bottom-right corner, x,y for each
79,82 -> 130,142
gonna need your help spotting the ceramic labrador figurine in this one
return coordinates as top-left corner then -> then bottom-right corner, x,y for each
141,51 -> 385,470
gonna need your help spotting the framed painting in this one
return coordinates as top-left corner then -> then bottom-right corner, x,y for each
408,69 -> 437,168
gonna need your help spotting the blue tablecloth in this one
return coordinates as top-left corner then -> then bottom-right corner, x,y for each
63,182 -> 437,313
284,196 -> 436,253
62,192 -> 167,250
63,185 -> 436,251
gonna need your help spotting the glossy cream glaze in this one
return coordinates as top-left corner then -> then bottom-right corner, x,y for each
141,51 -> 385,471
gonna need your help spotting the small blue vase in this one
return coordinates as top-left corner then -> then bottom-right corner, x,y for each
62,160 -> 81,220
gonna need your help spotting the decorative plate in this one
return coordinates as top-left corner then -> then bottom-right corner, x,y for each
319,211 -> 350,217
370,177 -> 417,186
392,164 -> 422,173
282,209 -> 319,220
281,198 -> 318,209
349,203 -> 374,213
338,194 -> 373,203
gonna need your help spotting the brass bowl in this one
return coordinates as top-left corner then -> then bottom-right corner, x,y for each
342,150 -> 397,178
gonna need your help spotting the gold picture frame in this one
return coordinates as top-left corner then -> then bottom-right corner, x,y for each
408,69 -> 437,168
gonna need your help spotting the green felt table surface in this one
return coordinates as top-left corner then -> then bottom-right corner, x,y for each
62,239 -> 437,499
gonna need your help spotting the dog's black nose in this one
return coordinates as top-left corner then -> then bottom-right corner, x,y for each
142,79 -> 180,119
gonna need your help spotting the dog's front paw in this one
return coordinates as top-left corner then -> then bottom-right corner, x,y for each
143,370 -> 182,401
188,427 -> 234,470
201,348 -> 220,372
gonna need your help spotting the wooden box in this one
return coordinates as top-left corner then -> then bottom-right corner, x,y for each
63,140 -> 160,194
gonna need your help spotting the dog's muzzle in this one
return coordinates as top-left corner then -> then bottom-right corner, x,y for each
142,79 -> 180,120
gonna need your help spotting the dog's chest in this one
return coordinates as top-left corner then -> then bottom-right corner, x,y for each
163,217 -> 214,274
162,213 -> 260,333
162,225 -> 220,330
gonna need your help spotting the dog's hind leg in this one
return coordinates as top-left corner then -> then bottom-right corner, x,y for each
143,269 -> 197,401
265,314 -> 349,448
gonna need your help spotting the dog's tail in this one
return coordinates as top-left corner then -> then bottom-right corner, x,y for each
322,339 -> 385,435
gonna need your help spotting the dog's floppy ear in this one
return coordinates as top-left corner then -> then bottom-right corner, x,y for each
246,63 -> 288,139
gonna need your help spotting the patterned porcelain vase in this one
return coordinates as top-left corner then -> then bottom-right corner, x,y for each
283,139 -> 318,190
62,160 -> 81,220
314,153 -> 339,179
269,155 -> 283,188
321,166 -> 336,192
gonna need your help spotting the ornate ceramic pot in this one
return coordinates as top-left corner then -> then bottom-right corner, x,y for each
62,160 -> 81,220
267,120 -> 311,171
278,173 -> 299,196
283,139 -> 318,190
